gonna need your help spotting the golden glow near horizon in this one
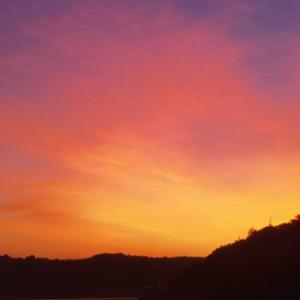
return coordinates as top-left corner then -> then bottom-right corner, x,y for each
0,1 -> 300,258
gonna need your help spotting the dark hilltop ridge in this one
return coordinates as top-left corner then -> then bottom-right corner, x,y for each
0,252 -> 201,299
2,216 -> 300,300
143,215 -> 300,300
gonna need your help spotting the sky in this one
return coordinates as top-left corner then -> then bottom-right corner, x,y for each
1,0 -> 300,258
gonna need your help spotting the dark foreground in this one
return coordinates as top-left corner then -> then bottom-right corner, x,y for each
2,216 -> 300,300
142,215 -> 300,300
0,254 -> 201,299
36,298 -> 138,300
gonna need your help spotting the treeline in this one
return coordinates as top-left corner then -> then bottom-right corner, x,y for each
145,215 -> 300,300
0,252 -> 201,299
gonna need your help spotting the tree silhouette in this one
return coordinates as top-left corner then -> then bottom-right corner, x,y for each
144,215 -> 300,300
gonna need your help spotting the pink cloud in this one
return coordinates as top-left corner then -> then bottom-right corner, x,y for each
1,0 -> 300,257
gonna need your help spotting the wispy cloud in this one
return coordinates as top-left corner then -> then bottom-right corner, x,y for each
1,0 -> 300,257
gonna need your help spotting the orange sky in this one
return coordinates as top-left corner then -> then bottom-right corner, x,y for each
1,0 -> 300,258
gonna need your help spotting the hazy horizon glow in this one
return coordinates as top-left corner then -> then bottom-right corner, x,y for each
1,0 -> 300,258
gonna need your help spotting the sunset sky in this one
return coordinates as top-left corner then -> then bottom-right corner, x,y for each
1,0 -> 300,258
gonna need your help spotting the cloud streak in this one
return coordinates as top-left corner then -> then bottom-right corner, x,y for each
1,0 -> 300,257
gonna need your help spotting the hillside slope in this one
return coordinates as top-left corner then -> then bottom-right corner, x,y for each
0,253 -> 201,299
149,216 -> 300,300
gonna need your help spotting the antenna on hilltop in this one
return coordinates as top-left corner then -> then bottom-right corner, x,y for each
269,217 -> 272,226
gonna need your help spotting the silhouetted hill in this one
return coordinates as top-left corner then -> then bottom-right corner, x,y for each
0,252 -> 201,299
146,215 -> 300,300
